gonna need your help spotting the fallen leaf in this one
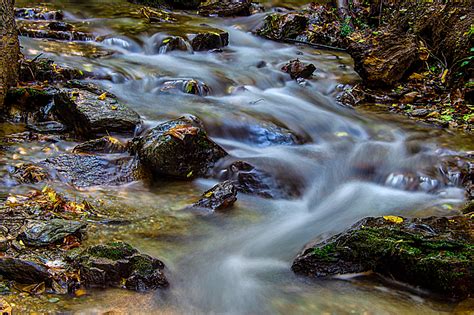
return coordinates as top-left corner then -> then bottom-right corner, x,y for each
383,215 -> 404,224
98,92 -> 107,100
164,124 -> 199,141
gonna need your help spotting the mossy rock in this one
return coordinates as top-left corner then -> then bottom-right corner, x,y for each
73,242 -> 168,292
292,216 -> 473,300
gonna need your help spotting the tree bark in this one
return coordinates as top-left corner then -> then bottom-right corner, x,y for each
0,0 -> 20,108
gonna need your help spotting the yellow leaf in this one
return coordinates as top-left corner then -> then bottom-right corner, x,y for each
186,171 -> 193,178
204,191 -> 213,198
110,105 -> 118,110
440,69 -> 448,84
335,131 -> 349,137
383,215 -> 404,224
98,92 -> 107,100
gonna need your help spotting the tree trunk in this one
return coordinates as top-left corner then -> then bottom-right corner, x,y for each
0,0 -> 20,108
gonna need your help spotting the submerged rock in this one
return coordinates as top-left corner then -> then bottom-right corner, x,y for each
281,59 -> 316,80
198,0 -> 251,17
191,32 -> 229,51
0,257 -> 51,284
292,216 -> 474,300
40,154 -> 144,187
214,160 -> 294,198
53,85 -> 141,137
71,242 -> 168,292
191,180 -> 237,211
131,115 -> 227,179
159,79 -> 210,96
210,120 -> 301,147
18,219 -> 86,247
73,136 -> 128,154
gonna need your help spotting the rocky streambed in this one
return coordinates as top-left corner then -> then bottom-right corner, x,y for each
0,0 -> 473,313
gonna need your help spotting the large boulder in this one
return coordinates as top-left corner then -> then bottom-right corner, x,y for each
131,115 -> 227,179
347,29 -> 419,87
70,242 -> 168,292
53,83 -> 141,137
292,216 -> 474,300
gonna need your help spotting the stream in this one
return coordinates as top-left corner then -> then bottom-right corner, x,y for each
2,0 -> 473,313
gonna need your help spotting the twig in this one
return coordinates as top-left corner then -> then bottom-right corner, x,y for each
31,52 -> 44,62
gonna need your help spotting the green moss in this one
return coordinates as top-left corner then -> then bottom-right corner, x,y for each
86,242 -> 137,260
130,255 -> 154,275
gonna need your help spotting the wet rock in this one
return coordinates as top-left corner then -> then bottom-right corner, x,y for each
40,154 -> 144,187
159,79 -> 210,96
131,115 -> 227,179
411,108 -> 429,117
292,216 -> 474,300
0,257 -> 51,284
21,29 -> 92,42
48,21 -> 73,31
257,13 -> 307,41
28,121 -> 66,133
191,180 -> 237,211
73,136 -> 128,154
10,163 -> 50,184
18,219 -> 86,247
19,58 -> 86,83
214,160 -> 289,198
4,86 -> 57,125
157,36 -> 191,53
71,242 -> 168,292
211,120 -> 301,147
198,0 -> 251,17
15,8 -> 64,20
191,32 -> 229,51
281,59 -> 316,80
53,85 -> 141,137
347,30 -> 418,87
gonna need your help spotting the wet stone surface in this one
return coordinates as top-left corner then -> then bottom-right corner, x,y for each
18,219 -> 86,247
40,154 -> 143,187
53,84 -> 142,138
131,115 -> 227,179
190,180 -> 237,211
292,216 -> 474,300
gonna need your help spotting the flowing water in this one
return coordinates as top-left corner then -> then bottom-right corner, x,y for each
3,0 -> 474,313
